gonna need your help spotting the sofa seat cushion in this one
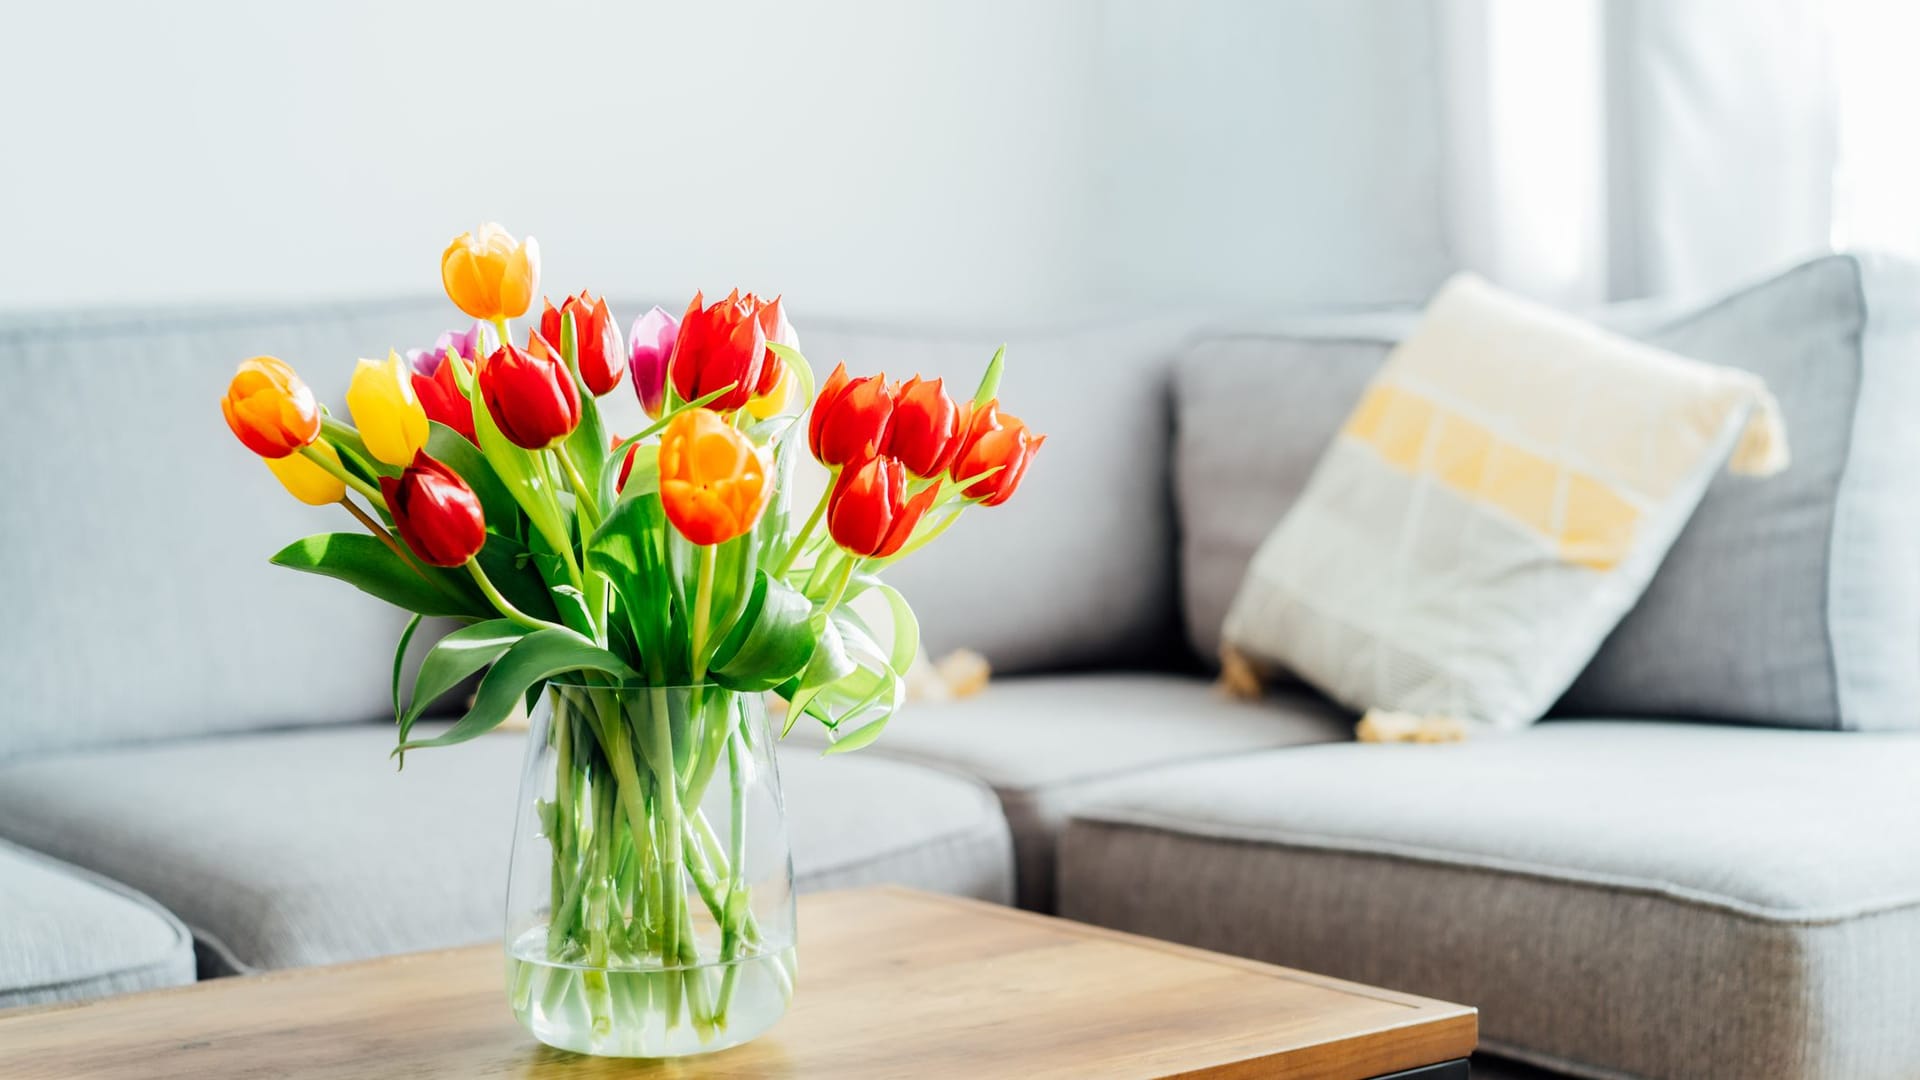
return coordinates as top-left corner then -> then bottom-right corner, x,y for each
1057,722 -> 1920,1080
0,839 -> 195,1008
0,724 -> 1012,974
793,674 -> 1351,910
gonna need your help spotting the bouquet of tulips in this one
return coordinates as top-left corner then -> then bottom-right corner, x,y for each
219,223 -> 1042,1053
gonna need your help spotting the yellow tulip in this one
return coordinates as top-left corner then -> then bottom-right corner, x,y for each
347,351 -> 429,466
744,358 -> 796,420
264,440 -> 346,506
440,223 -> 539,321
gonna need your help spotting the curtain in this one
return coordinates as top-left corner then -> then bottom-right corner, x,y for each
1443,0 -> 1838,306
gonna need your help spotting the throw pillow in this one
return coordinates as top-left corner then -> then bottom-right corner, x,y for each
1219,273 -> 1787,732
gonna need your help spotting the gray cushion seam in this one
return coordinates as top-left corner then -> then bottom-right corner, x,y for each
0,839 -> 195,983
0,948 -> 192,1000
0,296 -> 445,346
1824,255 -> 1870,728
858,729 -> 1343,798
187,925 -> 259,977
793,813 -> 1009,888
1069,811 -> 1920,925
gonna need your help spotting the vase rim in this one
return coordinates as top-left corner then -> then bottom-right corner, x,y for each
542,676 -> 733,692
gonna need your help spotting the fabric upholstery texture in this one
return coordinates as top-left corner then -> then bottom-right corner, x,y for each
0,723 -> 1012,973
0,299 -> 456,759
1559,254 -> 1920,729
1177,253 -> 1920,730
788,674 -> 1350,910
0,839 -> 195,1009
1058,721 -> 1920,1080
1221,275 -> 1781,729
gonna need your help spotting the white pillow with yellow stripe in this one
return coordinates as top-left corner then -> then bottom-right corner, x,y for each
1221,274 -> 1788,734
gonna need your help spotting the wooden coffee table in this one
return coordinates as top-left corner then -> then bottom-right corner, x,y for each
2,886 -> 1474,1078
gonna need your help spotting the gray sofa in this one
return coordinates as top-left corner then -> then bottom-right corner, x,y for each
3,254 -> 1918,1080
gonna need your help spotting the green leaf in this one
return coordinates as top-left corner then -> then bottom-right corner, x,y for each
710,572 -> 816,692
427,422 -> 518,537
823,709 -> 893,755
391,614 -> 424,721
782,616 -> 855,735
472,379 -> 572,566
472,534 -> 561,622
557,307 -> 611,510
271,534 -> 471,617
844,577 -> 920,678
550,584 -> 596,640
395,629 -> 637,753
971,345 -> 1006,405
767,342 -> 816,411
399,619 -> 530,741
587,495 -> 675,675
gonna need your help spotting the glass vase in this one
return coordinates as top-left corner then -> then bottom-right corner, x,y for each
504,682 -> 797,1058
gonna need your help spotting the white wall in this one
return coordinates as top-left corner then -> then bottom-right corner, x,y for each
0,0 -> 1102,322
1,1 -> 1459,321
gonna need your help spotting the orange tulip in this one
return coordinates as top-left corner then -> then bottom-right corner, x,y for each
659,408 -> 772,545
440,223 -> 539,321
222,356 -> 322,459
828,454 -> 939,558
808,363 -> 896,467
949,400 -> 1044,507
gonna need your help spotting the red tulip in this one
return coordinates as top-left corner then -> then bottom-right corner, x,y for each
949,400 -> 1044,507
668,290 -> 766,413
808,363 -> 896,468
828,454 -> 939,558
478,335 -> 581,450
612,435 -> 639,493
541,292 -> 625,397
380,453 -> 486,567
886,376 -> 959,478
411,353 -> 477,444
745,293 -> 796,398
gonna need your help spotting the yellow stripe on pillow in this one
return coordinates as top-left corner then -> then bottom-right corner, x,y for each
1341,383 -> 1642,570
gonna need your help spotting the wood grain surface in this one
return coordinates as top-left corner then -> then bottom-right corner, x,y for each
0,886 -> 1475,1078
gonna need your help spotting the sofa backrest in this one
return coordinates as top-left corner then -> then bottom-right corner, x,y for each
1173,253 -> 1920,731
0,300 -> 453,760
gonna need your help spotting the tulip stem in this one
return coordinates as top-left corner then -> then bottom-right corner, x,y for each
690,544 -> 718,682
338,497 -> 419,572
301,443 -> 384,507
774,485 -> 833,579
466,559 -> 573,635
554,445 -> 601,532
820,556 -> 858,614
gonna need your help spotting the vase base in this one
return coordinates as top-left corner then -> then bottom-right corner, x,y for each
505,931 -> 796,1058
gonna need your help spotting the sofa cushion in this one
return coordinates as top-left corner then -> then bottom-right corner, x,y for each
791,673 -> 1350,910
797,319 -> 1198,673
1177,254 -> 1920,730
0,839 -> 195,1008
0,299 -> 460,759
0,723 -> 1012,973
1058,722 -> 1920,1080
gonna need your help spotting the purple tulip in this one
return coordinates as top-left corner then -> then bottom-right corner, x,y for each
628,306 -> 679,419
407,322 -> 499,377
